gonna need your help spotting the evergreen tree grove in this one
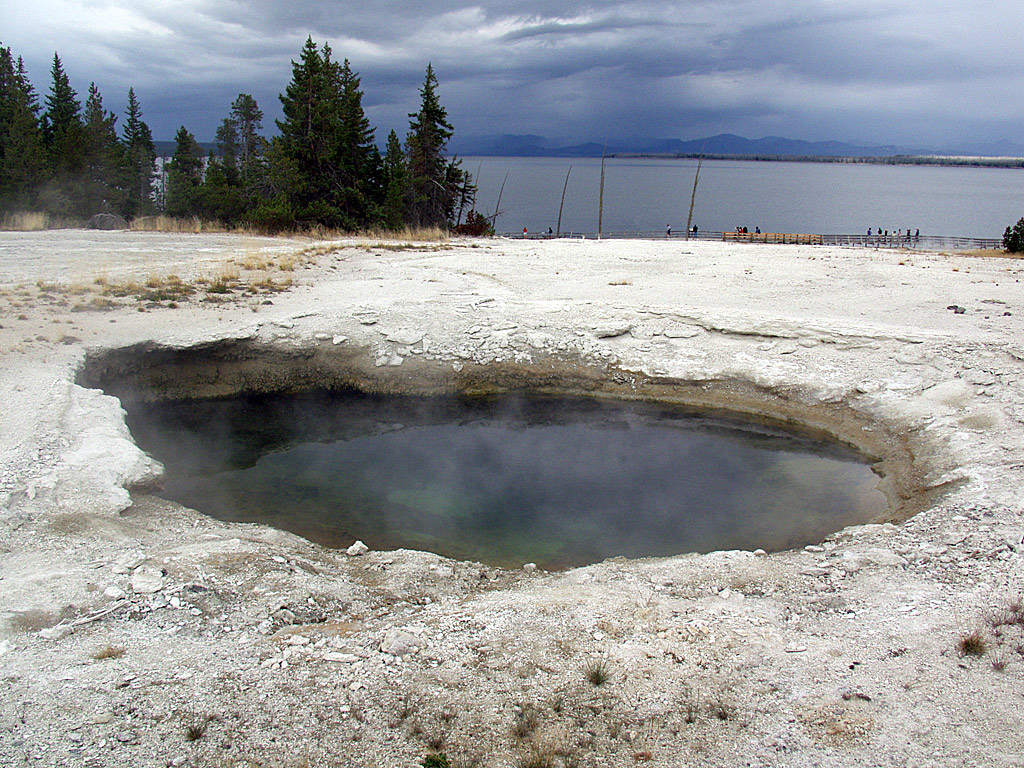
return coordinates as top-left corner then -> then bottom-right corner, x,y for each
0,40 -> 476,234
0,46 -> 46,212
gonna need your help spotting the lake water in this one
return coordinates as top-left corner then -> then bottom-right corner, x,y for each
461,157 -> 1024,239
124,391 -> 886,570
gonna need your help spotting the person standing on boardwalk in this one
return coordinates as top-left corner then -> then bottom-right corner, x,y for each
666,225 -> 672,237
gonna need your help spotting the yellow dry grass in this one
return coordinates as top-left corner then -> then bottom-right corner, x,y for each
952,248 -> 1021,259
129,216 -> 231,234
1,212 -> 54,231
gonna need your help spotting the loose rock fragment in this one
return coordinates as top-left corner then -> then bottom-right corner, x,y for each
130,566 -> 164,595
346,540 -> 369,557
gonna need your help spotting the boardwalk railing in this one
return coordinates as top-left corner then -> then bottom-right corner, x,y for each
499,230 -> 1003,250
723,232 -> 822,245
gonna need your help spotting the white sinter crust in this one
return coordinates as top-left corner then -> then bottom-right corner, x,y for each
1,231 -> 1022,766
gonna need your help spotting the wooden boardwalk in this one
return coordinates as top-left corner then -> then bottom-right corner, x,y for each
505,230 -> 1003,250
722,232 -> 822,245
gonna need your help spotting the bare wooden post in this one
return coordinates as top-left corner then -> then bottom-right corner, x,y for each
686,149 -> 704,239
557,166 -> 572,238
490,172 -> 508,230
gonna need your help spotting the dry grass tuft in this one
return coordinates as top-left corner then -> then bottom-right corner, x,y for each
93,644 -> 126,660
958,630 -> 987,657
240,254 -> 273,271
181,710 -> 215,742
129,216 -> 230,234
513,705 -> 540,739
1,212 -> 56,231
275,253 -> 300,271
248,273 -> 292,293
957,248 -> 1023,259
372,225 -> 450,242
584,658 -> 612,687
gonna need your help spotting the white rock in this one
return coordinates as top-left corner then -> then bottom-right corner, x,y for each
593,322 -> 631,339
380,630 -> 424,657
130,565 -> 164,594
384,329 -> 424,345
332,335 -> 348,345
323,652 -> 360,663
346,540 -> 369,557
103,586 -> 126,599
39,625 -> 71,640
663,323 -> 701,339
841,549 -> 908,571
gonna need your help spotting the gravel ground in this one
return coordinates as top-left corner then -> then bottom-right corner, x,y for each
1,232 -> 1023,767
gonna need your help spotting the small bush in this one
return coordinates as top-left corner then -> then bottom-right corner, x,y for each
182,711 -> 212,742
517,752 -> 557,768
585,659 -> 612,687
1003,217 -> 1024,253
453,211 -> 495,237
513,706 -> 539,739
958,630 -> 987,657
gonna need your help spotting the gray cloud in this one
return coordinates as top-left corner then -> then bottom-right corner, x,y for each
6,0 -> 1022,148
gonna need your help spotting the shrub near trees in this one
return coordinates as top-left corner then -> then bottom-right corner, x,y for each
0,37 -> 479,233
1004,218 -> 1024,254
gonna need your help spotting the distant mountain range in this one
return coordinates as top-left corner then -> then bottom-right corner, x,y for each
449,133 -> 1024,159
154,134 -> 1024,162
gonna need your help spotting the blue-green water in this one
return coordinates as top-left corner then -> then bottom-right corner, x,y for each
124,391 -> 886,569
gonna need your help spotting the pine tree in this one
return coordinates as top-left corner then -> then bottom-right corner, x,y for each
41,53 -> 80,147
81,82 -> 122,213
215,116 -> 240,170
229,93 -> 263,170
40,52 -> 87,214
202,117 -> 244,223
381,130 -> 408,230
326,53 -> 380,228
210,93 -> 266,222
270,38 -> 384,229
273,37 -> 334,225
404,64 -> 469,229
0,47 -> 45,212
164,126 -> 204,218
120,87 -> 156,219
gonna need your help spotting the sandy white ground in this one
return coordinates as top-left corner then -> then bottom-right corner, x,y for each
1,232 -> 1023,767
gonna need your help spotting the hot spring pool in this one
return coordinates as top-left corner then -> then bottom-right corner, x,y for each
122,390 -> 886,569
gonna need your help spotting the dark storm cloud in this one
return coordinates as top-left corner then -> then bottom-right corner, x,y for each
5,1 -> 1022,148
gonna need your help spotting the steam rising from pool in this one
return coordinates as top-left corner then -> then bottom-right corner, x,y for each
123,391 -> 886,569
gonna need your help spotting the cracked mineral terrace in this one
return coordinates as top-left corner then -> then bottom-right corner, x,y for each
1,231 -> 1023,767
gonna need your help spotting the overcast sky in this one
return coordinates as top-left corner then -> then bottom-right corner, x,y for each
3,0 -> 1022,150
